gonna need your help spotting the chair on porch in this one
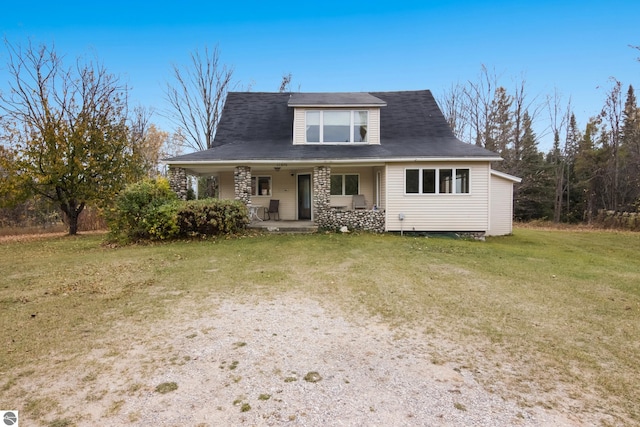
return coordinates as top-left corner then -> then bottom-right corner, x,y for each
353,194 -> 367,210
265,199 -> 280,220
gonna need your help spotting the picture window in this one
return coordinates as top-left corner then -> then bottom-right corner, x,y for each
306,110 -> 368,143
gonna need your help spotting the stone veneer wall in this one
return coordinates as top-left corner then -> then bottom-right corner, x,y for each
312,166 -> 331,221
322,209 -> 386,233
313,165 -> 385,233
234,166 -> 252,206
168,166 -> 188,200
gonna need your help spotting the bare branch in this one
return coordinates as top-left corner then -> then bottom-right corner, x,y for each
164,45 -> 235,152
279,73 -> 292,93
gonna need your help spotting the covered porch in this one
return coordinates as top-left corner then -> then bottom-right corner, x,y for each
167,162 -> 387,232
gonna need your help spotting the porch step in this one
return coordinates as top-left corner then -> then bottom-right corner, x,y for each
253,226 -> 319,233
248,220 -> 318,234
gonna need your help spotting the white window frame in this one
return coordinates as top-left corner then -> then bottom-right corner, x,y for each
330,173 -> 360,196
251,175 -> 272,196
404,168 -> 470,195
305,110 -> 369,144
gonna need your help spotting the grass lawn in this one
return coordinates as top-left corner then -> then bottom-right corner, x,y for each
1,227 -> 639,425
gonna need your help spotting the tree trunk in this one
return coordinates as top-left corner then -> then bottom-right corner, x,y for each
553,163 -> 564,223
60,201 -> 85,235
206,176 -> 218,198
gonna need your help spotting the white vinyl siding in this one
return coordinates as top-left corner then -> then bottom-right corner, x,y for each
385,162 -> 491,232
368,108 -> 380,144
293,108 -> 380,144
293,108 -> 306,144
218,171 -> 235,200
488,171 -> 518,236
219,170 -> 299,220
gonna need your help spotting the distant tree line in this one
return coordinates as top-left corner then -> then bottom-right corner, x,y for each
438,63 -> 640,224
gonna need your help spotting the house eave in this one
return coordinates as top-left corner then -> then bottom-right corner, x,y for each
289,103 -> 386,108
287,92 -> 388,108
165,156 -> 500,165
491,169 -> 522,183
164,156 -> 502,173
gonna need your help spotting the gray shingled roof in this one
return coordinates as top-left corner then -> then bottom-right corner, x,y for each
287,92 -> 387,107
166,90 -> 500,163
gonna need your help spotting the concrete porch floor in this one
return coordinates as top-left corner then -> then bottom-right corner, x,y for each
247,220 -> 318,233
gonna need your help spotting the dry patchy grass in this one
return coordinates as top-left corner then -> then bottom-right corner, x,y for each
0,228 -> 638,424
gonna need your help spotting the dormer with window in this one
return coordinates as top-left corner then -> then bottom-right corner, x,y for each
289,93 -> 386,145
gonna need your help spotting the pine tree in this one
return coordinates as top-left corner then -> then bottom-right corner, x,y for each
513,112 -> 554,220
549,130 -> 565,223
620,85 -> 640,210
486,86 -> 513,160
564,114 -> 582,221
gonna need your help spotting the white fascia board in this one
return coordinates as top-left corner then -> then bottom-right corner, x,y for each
291,103 -> 386,108
164,157 -> 501,167
491,169 -> 522,183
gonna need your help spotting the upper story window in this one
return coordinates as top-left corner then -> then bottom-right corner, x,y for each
306,111 -> 368,143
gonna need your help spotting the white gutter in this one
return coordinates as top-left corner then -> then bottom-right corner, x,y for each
164,157 -> 502,166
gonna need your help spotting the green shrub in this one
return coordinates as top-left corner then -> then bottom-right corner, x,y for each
176,199 -> 248,237
107,178 -> 178,242
107,180 -> 248,242
147,202 -> 181,240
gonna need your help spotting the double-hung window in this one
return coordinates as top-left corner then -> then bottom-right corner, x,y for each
330,174 -> 359,195
251,176 -> 272,196
306,111 -> 368,143
405,168 -> 470,194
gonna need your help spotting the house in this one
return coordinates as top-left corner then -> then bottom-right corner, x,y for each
164,90 -> 521,236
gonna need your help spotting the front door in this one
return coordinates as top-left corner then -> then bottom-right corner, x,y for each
297,174 -> 312,220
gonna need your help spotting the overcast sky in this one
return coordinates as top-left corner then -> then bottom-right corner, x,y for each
1,0 -> 638,150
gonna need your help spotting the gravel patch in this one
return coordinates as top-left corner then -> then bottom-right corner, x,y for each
48,295 -> 580,426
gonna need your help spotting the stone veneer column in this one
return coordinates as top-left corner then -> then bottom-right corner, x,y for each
313,166 -> 331,224
234,166 -> 252,206
168,166 -> 188,200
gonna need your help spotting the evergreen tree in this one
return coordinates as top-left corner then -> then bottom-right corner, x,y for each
573,121 -> 599,222
564,114 -> 583,221
486,86 -> 514,160
548,131 -> 566,222
620,85 -> 640,209
513,112 -> 554,220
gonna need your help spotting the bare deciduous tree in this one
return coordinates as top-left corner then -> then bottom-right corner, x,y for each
546,89 -> 572,222
165,45 -> 234,152
437,82 -> 467,140
509,75 -> 542,171
279,73 -> 292,93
